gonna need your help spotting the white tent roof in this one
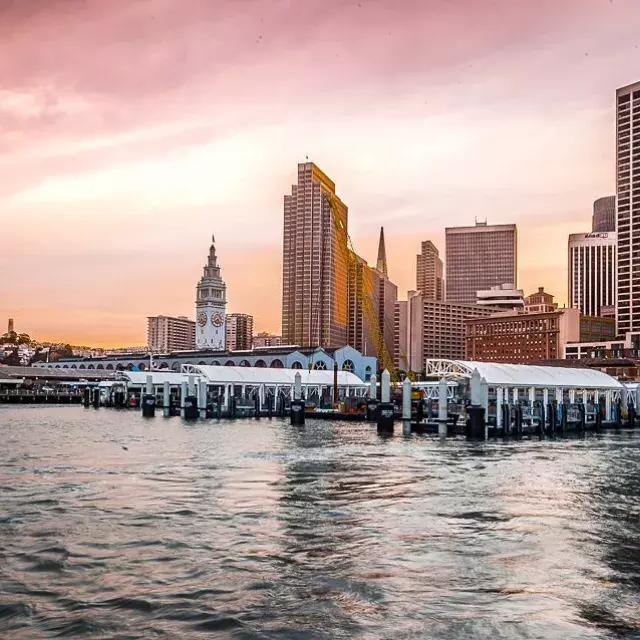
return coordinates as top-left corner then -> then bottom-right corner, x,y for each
426,359 -> 622,390
122,371 -> 186,385
185,365 -> 367,387
123,366 -> 367,387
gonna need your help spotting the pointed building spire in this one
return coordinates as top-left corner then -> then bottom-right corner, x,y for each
376,226 -> 388,276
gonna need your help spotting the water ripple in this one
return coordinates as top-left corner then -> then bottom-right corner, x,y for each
1,406 -> 640,639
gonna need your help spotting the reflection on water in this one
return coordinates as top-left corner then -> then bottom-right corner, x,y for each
1,406 -> 639,639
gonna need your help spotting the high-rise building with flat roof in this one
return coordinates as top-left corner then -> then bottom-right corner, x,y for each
282,162 -> 348,348
616,80 -> 640,337
568,231 -> 616,317
592,196 -> 616,232
147,315 -> 195,352
445,221 -> 517,304
225,313 -> 254,351
416,240 -> 444,300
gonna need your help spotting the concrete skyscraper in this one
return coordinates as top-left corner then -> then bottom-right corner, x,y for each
416,240 -> 444,300
195,235 -> 227,350
282,162 -> 349,347
616,81 -> 640,337
445,221 -> 517,304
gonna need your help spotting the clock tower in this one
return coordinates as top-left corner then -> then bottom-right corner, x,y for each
195,234 -> 227,350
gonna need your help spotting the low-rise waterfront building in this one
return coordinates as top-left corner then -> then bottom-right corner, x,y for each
33,345 -> 377,383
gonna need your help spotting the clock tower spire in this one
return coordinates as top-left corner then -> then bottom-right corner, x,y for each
195,234 -> 227,350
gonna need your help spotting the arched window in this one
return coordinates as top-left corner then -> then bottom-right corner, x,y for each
239,360 -> 250,367
96,364 -> 104,370
158,362 -> 169,370
171,363 -> 181,372
255,360 -> 266,368
270,359 -> 284,368
79,364 -> 86,369
87,364 -> 95,370
225,360 -> 235,366
342,359 -> 354,372
198,361 -> 207,365
138,363 -> 146,371
116,364 -> 124,371
106,364 -> 114,370
210,360 -> 220,366
313,361 -> 327,370
291,361 -> 303,370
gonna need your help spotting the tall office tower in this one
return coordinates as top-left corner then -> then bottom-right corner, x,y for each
347,252 -> 380,357
445,221 -> 517,304
568,231 -> 616,316
282,162 -> 349,348
225,313 -> 254,351
616,81 -> 640,337
416,240 -> 444,300
393,299 -> 409,371
592,196 -> 616,232
195,235 -> 227,350
7,318 -> 14,334
147,315 -> 196,352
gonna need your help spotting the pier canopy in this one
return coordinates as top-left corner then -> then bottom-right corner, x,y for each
425,359 -> 622,390
181,364 -> 368,389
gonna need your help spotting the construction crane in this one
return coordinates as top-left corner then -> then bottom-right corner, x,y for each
323,192 -> 396,378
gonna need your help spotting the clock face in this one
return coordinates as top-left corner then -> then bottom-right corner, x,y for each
211,313 -> 224,327
197,312 -> 207,327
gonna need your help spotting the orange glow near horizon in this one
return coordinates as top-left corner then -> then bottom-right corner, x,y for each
1,1 -> 639,347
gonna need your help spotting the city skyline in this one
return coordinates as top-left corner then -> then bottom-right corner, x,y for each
1,1 -> 640,346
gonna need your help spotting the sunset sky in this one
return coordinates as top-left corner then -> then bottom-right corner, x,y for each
1,0 -> 639,347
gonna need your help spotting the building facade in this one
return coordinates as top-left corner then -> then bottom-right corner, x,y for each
616,80 -> 640,337
195,235 -> 227,350
416,240 -> 444,300
592,195 -> 616,232
282,162 -> 349,348
476,284 -> 524,310
393,299 -> 409,372
407,296 -> 498,372
225,313 -> 254,351
252,332 -> 283,348
35,345 -> 377,383
465,308 -> 581,363
147,315 -> 195,352
464,287 -> 616,364
445,221 -> 517,304
568,231 -> 616,317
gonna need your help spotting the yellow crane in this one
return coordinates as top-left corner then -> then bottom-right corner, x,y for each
323,192 -> 396,378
